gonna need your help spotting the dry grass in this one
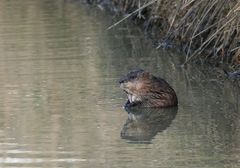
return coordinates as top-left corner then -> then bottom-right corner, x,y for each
97,0 -> 240,69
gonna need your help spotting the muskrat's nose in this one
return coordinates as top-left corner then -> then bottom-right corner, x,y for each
119,79 -> 124,84
119,76 -> 126,84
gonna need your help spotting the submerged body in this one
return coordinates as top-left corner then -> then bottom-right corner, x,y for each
119,69 -> 178,108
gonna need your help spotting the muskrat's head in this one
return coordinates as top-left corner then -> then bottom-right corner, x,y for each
119,69 -> 152,95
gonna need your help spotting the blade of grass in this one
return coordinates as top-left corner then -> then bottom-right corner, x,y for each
107,0 -> 157,30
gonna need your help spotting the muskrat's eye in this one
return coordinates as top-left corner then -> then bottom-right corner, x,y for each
129,75 -> 136,80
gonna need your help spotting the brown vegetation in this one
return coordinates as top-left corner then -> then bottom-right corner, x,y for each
94,0 -> 240,70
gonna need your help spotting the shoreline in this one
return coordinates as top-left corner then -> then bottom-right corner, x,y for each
88,0 -> 240,75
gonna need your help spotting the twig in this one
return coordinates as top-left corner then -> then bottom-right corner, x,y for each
107,0 -> 157,30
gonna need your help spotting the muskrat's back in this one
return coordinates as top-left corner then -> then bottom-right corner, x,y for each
119,69 -> 178,108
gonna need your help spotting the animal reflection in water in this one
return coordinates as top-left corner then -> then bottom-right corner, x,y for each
121,107 -> 178,143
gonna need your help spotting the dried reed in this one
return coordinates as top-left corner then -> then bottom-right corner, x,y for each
97,0 -> 240,68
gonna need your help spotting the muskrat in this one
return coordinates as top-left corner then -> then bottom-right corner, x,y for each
119,69 -> 178,108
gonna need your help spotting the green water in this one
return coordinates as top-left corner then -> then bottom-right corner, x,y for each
0,0 -> 239,168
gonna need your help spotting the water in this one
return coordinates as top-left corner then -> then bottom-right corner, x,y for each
0,0 -> 239,168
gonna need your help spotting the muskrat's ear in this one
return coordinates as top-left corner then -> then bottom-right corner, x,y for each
141,71 -> 151,78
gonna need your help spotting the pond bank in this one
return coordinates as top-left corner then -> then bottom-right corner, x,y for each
88,0 -> 240,73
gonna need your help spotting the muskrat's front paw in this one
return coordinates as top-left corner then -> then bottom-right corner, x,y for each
123,100 -> 131,109
124,100 -> 140,109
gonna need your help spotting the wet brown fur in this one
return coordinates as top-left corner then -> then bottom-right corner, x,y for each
119,69 -> 178,108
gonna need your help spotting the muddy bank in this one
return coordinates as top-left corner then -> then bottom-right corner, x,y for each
88,0 -> 240,72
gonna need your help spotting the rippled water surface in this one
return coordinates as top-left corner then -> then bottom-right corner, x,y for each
0,0 -> 240,168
